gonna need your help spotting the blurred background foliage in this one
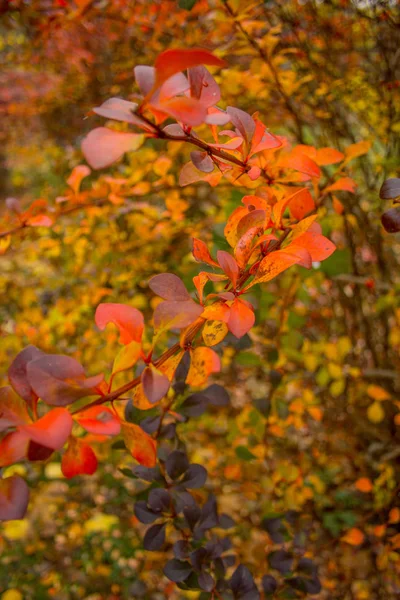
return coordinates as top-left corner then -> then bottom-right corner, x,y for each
0,0 -> 399,598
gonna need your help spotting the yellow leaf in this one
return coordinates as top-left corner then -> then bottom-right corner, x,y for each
203,320 -> 229,347
2,591 -> 23,600
112,341 -> 142,375
84,513 -> 119,534
327,362 -> 342,379
341,527 -> 365,546
121,421 -> 157,467
186,347 -> 220,387
2,519 -> 29,541
367,401 -> 385,423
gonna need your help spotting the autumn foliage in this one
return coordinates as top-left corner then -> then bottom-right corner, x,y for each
0,1 -> 399,599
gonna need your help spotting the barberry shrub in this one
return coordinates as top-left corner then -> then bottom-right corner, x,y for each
1,47 -> 362,598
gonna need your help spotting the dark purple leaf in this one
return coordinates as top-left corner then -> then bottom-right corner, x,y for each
381,207 -> 400,233
203,384 -> 230,407
164,559 -> 193,583
134,501 -> 159,524
198,572 -> 215,592
181,464 -> 207,489
230,564 -> 260,600
268,550 -> 293,574
181,393 -> 209,417
261,575 -> 277,595
143,522 -> 166,551
184,504 -> 201,529
166,450 -> 190,480
148,488 -> 170,513
173,540 -> 190,559
379,177 -> 400,199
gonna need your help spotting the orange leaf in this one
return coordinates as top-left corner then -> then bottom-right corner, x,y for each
121,422 -> 157,467
291,232 -> 336,261
389,508 -> 400,524
325,177 -> 357,194
0,386 -> 31,432
201,301 -> 230,322
355,477 -> 373,493
67,165 -> 91,194
315,147 -> 344,166
234,227 -> 262,268
227,298 -> 255,338
186,347 -> 220,387
192,238 -> 218,267
341,527 -> 365,546
26,215 -> 53,227
245,250 -> 299,289
61,437 -> 98,479
345,141 -> 371,161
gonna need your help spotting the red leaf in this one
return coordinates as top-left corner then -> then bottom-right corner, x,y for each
154,48 -> 226,89
227,298 -> 255,338
27,440 -> 54,462
121,422 -> 157,467
21,407 -> 73,450
75,406 -> 121,435
149,273 -> 190,301
0,475 -> 29,521
141,365 -> 170,404
61,437 -> 98,478
157,96 -> 207,126
82,127 -> 144,169
0,430 -> 29,467
217,251 -> 239,288
8,345 -> 45,407
192,239 -> 219,267
26,354 -> 104,406
289,188 -> 315,221
95,303 -> 144,344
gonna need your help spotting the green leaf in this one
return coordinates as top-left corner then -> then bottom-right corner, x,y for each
235,445 -> 256,461
178,0 -> 198,9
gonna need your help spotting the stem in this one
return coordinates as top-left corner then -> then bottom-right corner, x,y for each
71,319 -> 205,415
